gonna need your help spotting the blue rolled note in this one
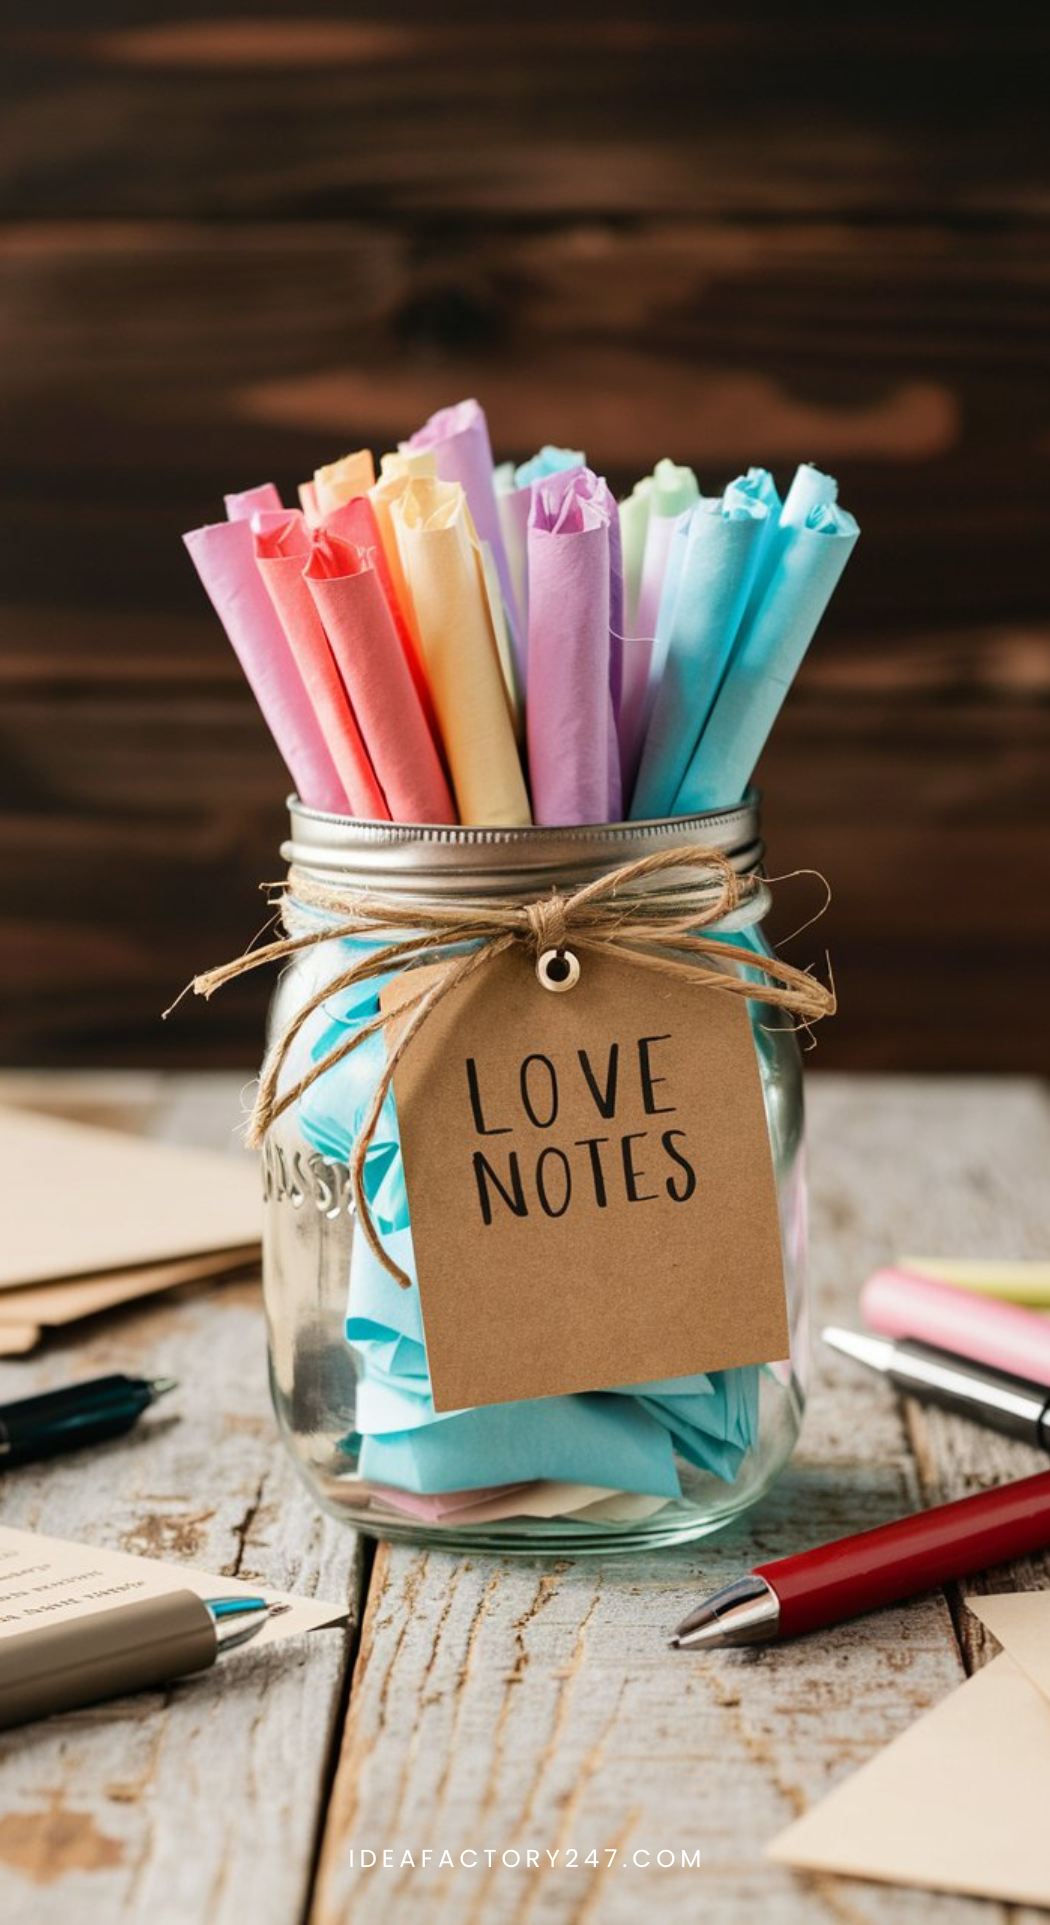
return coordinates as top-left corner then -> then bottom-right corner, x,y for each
630,491 -> 770,820
672,496 -> 859,814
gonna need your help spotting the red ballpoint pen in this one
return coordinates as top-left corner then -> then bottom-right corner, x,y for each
671,1467 -> 1050,1649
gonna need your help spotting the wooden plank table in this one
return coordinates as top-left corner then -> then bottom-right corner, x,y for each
0,1070 -> 1046,1923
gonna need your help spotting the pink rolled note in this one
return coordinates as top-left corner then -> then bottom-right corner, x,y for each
253,514 -> 388,820
183,517 -> 349,814
402,397 -> 522,680
861,1266 -> 1050,1389
304,531 -> 456,825
322,495 -> 443,761
527,469 -> 617,826
224,482 -> 282,523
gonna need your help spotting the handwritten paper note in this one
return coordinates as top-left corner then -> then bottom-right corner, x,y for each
0,1525 -> 344,1646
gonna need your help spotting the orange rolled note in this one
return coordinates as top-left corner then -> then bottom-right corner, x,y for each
254,514 -> 388,820
304,532 -> 456,825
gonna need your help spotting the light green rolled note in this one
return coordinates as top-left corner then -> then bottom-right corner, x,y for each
672,498 -> 859,814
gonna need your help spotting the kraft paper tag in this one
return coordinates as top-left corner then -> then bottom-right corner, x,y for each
381,945 -> 788,1411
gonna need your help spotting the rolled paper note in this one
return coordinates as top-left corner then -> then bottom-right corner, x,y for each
898,1259 -> 1050,1307
183,517 -> 349,814
392,477 -> 530,826
527,468 -> 615,826
617,475 -> 655,791
379,448 -> 437,482
253,513 -> 389,819
781,460 -> 838,527
313,448 -> 376,518
475,537 -> 523,727
401,397 -> 522,678
322,494 -> 443,758
672,499 -> 859,813
368,466 -> 428,660
224,482 -> 282,522
620,475 -> 653,635
303,531 -> 456,825
862,1266 -> 1050,1388
494,461 -> 530,643
631,491 -> 769,821
634,457 -> 701,685
298,479 -> 322,528
514,445 -> 586,489
494,446 -> 584,645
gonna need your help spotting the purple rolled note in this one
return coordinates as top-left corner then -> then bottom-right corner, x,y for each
527,470 -> 621,826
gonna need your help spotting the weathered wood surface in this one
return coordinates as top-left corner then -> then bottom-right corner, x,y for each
1,7 -> 1049,1071
0,1070 -> 1048,1921
0,1073 -> 367,1924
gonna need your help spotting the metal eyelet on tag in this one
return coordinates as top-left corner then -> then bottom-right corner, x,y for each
536,947 -> 581,993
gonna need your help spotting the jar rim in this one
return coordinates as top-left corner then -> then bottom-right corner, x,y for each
282,792 -> 764,904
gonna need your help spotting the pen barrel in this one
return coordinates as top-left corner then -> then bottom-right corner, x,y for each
887,1342 -> 1050,1448
0,1376 -> 149,1467
0,1590 -> 216,1731
756,1467 -> 1050,1640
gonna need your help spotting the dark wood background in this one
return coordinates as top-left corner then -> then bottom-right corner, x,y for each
2,6 -> 1048,1071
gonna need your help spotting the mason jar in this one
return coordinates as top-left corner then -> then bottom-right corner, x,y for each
260,796 -> 807,1553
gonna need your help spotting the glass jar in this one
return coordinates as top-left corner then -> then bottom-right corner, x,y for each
261,797 -> 807,1554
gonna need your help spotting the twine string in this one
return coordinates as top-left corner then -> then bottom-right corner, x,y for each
180,844 -> 835,1289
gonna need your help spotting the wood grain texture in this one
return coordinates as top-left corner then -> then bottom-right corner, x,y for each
310,1073 -> 1050,1924
0,1071 -> 1048,1921
1,7 -> 1048,1070
0,1075 -> 366,1925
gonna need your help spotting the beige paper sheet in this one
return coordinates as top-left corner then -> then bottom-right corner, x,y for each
0,1106 -> 260,1288
0,1246 -> 258,1330
768,1589 -> 1050,1908
0,1524 -> 344,1648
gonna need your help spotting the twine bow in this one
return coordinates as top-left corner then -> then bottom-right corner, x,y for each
181,845 -> 834,1290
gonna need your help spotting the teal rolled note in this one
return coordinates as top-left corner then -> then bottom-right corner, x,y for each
630,492 -> 769,820
672,499 -> 859,813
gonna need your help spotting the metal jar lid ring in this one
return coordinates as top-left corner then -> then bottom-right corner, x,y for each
536,947 -> 581,993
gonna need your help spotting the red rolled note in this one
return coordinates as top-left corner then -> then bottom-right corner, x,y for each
322,496 -> 444,763
253,514 -> 388,821
304,532 -> 456,825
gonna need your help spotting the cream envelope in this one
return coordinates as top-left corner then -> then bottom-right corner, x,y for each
768,1590 -> 1050,1908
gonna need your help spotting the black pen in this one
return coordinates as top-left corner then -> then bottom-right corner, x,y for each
0,1373 -> 177,1468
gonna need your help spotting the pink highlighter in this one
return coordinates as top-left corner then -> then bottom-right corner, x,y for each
861,1266 -> 1050,1389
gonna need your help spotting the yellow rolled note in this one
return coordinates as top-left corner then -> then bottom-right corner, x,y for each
392,478 -> 531,826
380,448 -> 437,482
313,448 -> 377,518
899,1259 -> 1050,1306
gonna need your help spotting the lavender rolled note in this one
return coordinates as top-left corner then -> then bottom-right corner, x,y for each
527,470 -> 616,826
630,490 -> 769,820
672,499 -> 859,814
183,518 -> 349,814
